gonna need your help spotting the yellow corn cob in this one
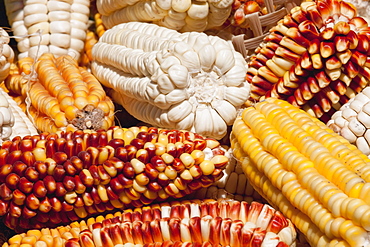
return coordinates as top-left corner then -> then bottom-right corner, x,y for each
231,97 -> 370,247
4,53 -> 115,133
4,0 -> 90,61
79,13 -> 107,69
2,199 -> 297,247
0,125 -> 229,232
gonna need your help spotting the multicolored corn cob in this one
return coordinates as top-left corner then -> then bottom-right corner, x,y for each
0,126 -> 228,232
231,97 -> 370,246
246,0 -> 370,123
2,199 -> 297,247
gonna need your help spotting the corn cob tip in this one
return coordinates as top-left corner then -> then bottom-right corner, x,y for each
71,104 -> 105,131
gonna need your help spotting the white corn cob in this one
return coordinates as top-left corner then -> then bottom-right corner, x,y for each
4,0 -> 90,61
6,93 -> 39,139
96,0 -> 233,32
327,86 -> 370,157
91,22 -> 250,140
0,28 -> 14,83
0,87 -> 14,143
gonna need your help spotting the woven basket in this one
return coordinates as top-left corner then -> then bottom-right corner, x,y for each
206,0 -> 302,61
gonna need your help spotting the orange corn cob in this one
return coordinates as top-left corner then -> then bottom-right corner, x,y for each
0,126 -> 228,232
4,53 -> 115,133
2,199 -> 297,247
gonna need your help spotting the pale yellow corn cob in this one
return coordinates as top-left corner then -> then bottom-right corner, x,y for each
96,0 -> 233,32
231,97 -> 370,247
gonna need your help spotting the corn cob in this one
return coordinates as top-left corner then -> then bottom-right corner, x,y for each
0,87 -> 15,143
231,97 -> 370,246
0,125 -> 229,232
4,53 -> 115,133
246,0 -> 370,123
79,13 -> 107,69
91,22 -> 250,140
327,86 -> 370,157
189,146 -> 266,203
96,0 -> 233,32
4,0 -> 90,61
0,86 -> 39,140
0,28 -> 14,83
2,199 -> 297,247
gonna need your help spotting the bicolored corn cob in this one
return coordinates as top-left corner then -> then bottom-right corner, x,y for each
246,0 -> 370,123
4,53 -> 115,133
0,85 -> 39,140
189,147 -> 265,203
0,126 -> 229,232
4,0 -> 90,61
327,86 -> 370,156
96,0 -> 233,32
0,28 -> 14,83
91,22 -> 250,140
231,97 -> 370,246
2,199 -> 298,247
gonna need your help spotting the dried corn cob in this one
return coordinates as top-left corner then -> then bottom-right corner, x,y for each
4,53 -> 115,133
91,22 -> 250,140
4,0 -> 90,61
0,87 -> 14,142
327,86 -> 370,156
0,125 -> 229,232
79,13 -> 107,69
246,0 -> 370,123
189,147 -> 265,203
0,86 -> 38,140
2,199 -> 297,247
231,97 -> 370,246
96,0 -> 233,32
0,28 -> 14,83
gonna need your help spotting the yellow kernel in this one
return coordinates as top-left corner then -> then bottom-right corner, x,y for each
199,160 -> 215,175
74,96 -> 88,110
